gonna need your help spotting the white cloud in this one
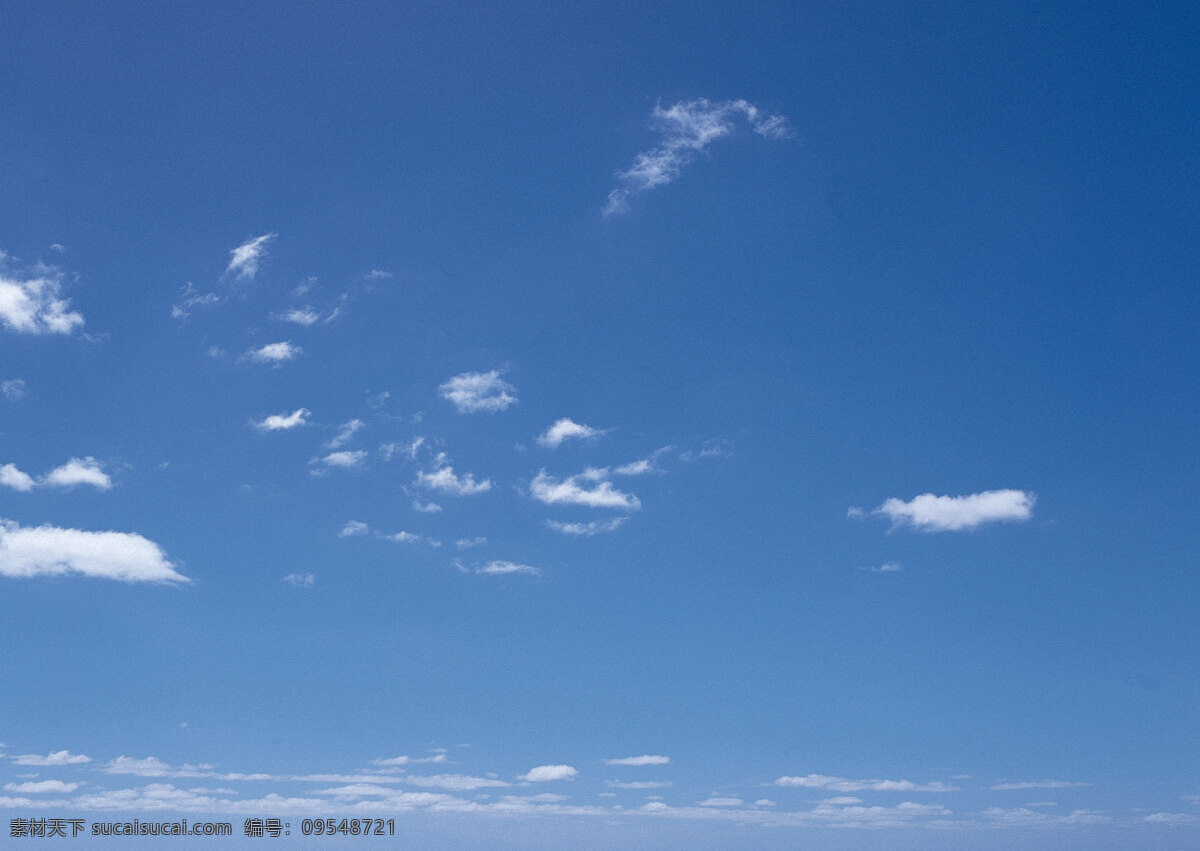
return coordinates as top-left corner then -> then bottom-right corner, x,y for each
338,520 -> 369,537
478,561 -> 539,576
872,562 -> 903,573
520,765 -> 577,783
171,283 -> 222,319
530,470 -> 640,510
416,467 -> 492,496
0,264 -> 85,334
439,371 -> 517,413
279,307 -> 319,326
381,531 -> 421,544
244,341 -> 300,365
989,780 -> 1091,791
0,463 -> 35,492
546,518 -> 628,536
283,573 -> 315,588
0,519 -> 187,584
364,269 -> 392,280
41,457 -> 112,490
2,378 -> 28,400
325,419 -> 364,449
536,418 -> 605,448
700,796 -> 743,807
310,451 -> 366,472
4,780 -> 79,794
404,774 -> 510,791
605,98 -> 790,214
413,500 -> 442,513
773,775 -> 957,793
456,537 -> 487,549
226,234 -> 276,280
604,755 -> 670,766
252,408 -> 311,431
12,751 -> 92,766
863,490 -> 1036,532
607,780 -> 673,789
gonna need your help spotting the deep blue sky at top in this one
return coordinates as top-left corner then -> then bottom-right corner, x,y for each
1,1 -> 1199,844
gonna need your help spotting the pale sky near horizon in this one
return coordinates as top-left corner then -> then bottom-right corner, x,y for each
2,2 -> 1198,847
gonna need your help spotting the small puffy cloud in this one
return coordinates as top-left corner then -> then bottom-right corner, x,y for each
416,467 -> 492,496
546,518 -> 628,536
310,451 -> 366,472
519,765 -> 577,783
325,419 -> 364,449
872,562 -> 903,573
861,490 -> 1036,532
279,307 -> 319,326
0,463 -> 35,492
530,470 -> 640,510
605,98 -> 790,215
456,537 -> 487,549
604,755 -> 670,767
283,573 -> 315,588
413,500 -> 442,514
478,561 -> 539,577
0,264 -> 85,334
4,780 -> 79,794
773,774 -> 956,793
699,796 -> 743,807
990,780 -> 1091,791
253,408 -> 311,431
381,531 -> 421,544
0,519 -> 187,584
536,418 -> 605,449
439,371 -> 517,414
244,341 -> 301,365
2,379 -> 28,400
338,521 -> 369,537
40,457 -> 112,490
12,751 -> 91,766
226,233 -> 276,280
364,269 -> 392,280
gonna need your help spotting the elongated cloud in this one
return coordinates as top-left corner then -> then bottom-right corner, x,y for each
774,774 -> 957,793
253,408 -> 311,431
12,750 -> 92,766
0,519 -> 188,584
244,341 -> 300,364
416,467 -> 492,496
604,755 -> 670,766
605,98 -> 789,214
310,451 -> 366,473
859,490 -> 1036,532
519,765 -> 577,782
536,418 -> 604,448
226,234 -> 276,280
530,470 -> 640,510
0,266 -> 85,335
439,371 -> 517,413
477,560 -> 539,576
546,518 -> 627,536
325,419 -> 364,449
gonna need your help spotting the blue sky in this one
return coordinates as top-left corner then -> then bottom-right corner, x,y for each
2,1 -> 1198,846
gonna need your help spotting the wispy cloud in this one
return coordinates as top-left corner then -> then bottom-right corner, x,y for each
325,419 -> 364,449
282,573 -> 315,588
604,755 -> 670,766
439,371 -> 517,414
774,774 -> 957,793
0,519 -> 187,584
412,500 -> 442,514
455,537 -> 487,549
0,261 -> 85,335
605,98 -> 789,215
854,490 -> 1036,532
252,408 -> 311,431
2,379 -> 27,400
171,282 -> 222,319
476,560 -> 540,577
244,341 -> 301,365
278,307 -> 320,326
226,234 -> 276,280
416,467 -> 492,496
990,780 -> 1091,791
536,418 -> 605,448
546,518 -> 628,536
530,470 -> 640,510
338,521 -> 369,537
310,451 -> 366,473
607,780 -> 673,789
